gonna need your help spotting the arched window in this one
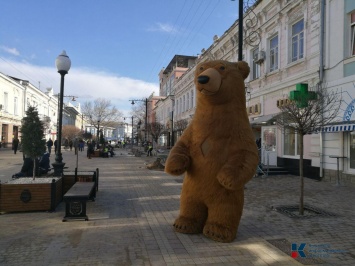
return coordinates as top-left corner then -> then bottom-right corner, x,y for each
191,90 -> 194,108
187,92 -> 190,110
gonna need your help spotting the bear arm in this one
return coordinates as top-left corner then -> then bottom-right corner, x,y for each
165,140 -> 191,176
216,149 -> 258,190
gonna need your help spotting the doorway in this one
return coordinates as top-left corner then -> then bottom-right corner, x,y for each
262,126 -> 277,166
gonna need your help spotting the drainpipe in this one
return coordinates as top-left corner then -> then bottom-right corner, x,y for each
319,0 -> 326,178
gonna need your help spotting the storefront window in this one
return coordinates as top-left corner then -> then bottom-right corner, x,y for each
349,133 -> 355,169
284,128 -> 300,156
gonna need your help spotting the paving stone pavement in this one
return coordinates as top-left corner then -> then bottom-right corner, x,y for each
0,147 -> 354,265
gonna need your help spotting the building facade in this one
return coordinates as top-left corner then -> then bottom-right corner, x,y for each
156,0 -> 355,185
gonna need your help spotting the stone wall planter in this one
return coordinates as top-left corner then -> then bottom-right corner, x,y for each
0,177 -> 62,213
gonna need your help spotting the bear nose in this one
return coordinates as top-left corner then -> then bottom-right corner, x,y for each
198,75 -> 209,84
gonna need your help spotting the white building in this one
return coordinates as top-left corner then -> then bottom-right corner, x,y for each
156,0 -> 355,185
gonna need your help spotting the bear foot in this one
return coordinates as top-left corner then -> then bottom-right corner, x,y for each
173,216 -> 203,234
203,223 -> 235,243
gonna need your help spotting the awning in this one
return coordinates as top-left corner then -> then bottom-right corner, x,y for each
250,113 -> 278,126
320,123 -> 355,133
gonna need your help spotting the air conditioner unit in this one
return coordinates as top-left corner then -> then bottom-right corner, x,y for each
254,103 -> 261,114
248,106 -> 254,115
253,51 -> 265,64
277,98 -> 290,108
277,99 -> 282,108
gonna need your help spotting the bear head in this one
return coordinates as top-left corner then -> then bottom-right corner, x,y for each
194,60 -> 250,106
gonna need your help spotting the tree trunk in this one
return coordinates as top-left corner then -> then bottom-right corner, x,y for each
32,159 -> 36,181
299,134 -> 304,215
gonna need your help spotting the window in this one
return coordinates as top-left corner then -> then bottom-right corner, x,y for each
269,35 -> 279,71
180,98 -> 182,114
191,90 -> 194,108
187,92 -> 190,110
252,48 -> 260,79
291,19 -> 304,62
283,128 -> 301,156
14,97 -> 18,115
350,133 -> 355,169
4,92 -> 8,112
351,13 -> 355,56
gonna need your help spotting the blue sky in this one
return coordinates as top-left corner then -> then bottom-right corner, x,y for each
0,0 -> 239,115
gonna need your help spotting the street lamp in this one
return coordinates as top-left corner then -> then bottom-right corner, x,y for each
97,116 -> 101,149
129,98 -> 152,143
52,50 -> 71,176
231,0 -> 244,61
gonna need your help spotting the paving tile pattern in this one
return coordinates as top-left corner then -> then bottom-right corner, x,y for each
0,148 -> 354,265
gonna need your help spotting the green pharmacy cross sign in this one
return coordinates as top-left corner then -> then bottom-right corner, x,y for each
289,83 -> 317,108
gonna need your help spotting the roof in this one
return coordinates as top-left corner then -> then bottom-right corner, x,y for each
250,113 -> 279,126
163,55 -> 197,74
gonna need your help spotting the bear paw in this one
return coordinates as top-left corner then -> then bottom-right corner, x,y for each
203,223 -> 235,243
165,155 -> 190,176
173,216 -> 203,234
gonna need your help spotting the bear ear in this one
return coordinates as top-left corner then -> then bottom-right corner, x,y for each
236,61 -> 250,80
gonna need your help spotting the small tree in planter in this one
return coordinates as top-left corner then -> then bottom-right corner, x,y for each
21,106 -> 46,180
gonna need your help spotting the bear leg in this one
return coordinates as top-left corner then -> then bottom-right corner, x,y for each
173,200 -> 207,234
203,192 -> 244,243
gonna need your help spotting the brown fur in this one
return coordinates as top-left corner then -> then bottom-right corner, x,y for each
165,60 -> 258,243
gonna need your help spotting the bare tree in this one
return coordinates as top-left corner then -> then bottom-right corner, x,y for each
82,98 -> 122,131
276,84 -> 341,215
174,119 -> 189,133
62,125 -> 81,141
147,122 -> 164,146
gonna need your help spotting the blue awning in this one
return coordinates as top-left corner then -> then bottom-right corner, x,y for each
320,123 -> 355,133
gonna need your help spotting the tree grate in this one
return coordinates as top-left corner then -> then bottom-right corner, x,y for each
274,205 -> 337,219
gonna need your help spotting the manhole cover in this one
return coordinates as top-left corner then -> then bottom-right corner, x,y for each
274,205 -> 337,219
267,239 -> 325,265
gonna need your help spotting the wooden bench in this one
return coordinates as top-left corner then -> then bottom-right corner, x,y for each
62,182 -> 96,222
91,150 -> 101,157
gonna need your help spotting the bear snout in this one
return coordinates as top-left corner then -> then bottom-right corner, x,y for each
198,75 -> 210,84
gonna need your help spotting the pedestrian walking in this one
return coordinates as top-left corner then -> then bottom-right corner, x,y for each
147,143 -> 153,156
54,139 -> 58,154
79,140 -> 84,152
12,137 -> 19,154
73,138 -> 78,155
87,141 -> 94,159
69,139 -> 73,151
46,138 -> 53,154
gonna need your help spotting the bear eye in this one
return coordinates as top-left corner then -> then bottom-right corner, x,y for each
199,67 -> 204,71
219,66 -> 225,71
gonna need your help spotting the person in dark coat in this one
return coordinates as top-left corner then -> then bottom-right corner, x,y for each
12,137 -> 19,154
39,152 -> 50,174
46,138 -> 53,154
54,139 -> 58,154
87,141 -> 94,159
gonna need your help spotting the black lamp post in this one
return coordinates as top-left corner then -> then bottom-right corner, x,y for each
231,0 -> 244,61
238,0 -> 243,61
52,50 -> 71,176
130,98 -> 151,143
97,116 -> 101,149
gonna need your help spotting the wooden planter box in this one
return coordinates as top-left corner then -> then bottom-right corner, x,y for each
0,177 -> 62,213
